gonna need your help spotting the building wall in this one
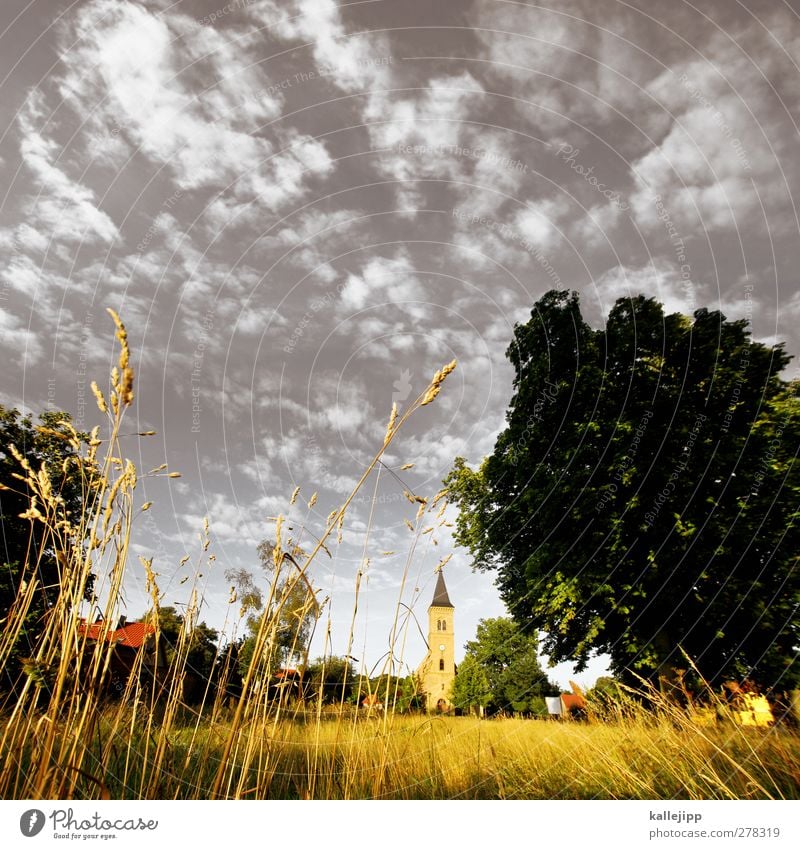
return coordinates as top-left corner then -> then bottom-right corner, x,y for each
419,604 -> 456,711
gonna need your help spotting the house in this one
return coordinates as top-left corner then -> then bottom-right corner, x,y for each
361,693 -> 383,712
546,681 -> 588,718
78,616 -> 166,695
273,667 -> 304,701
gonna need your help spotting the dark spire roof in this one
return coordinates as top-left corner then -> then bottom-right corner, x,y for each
430,570 -> 453,608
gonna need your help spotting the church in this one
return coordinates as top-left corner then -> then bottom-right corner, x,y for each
416,570 -> 456,712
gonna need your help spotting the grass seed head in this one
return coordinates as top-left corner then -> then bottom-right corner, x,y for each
90,381 -> 108,414
384,403 -> 398,445
420,359 -> 457,406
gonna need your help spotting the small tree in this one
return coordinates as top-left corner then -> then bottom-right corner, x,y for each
304,655 -> 355,704
450,655 -> 490,716
461,617 -> 559,715
226,537 -> 319,683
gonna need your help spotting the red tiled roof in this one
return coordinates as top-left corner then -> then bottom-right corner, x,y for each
78,621 -> 155,649
274,668 -> 301,679
560,693 -> 587,712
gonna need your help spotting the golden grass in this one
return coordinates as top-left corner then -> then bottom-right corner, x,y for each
2,710 -> 798,800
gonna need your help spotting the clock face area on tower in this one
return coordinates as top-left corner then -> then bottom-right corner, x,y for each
417,570 -> 456,713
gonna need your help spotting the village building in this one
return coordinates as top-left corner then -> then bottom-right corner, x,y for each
78,616 -> 166,694
416,570 -> 456,712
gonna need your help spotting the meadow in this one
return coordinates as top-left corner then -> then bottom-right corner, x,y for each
3,706 -> 799,800
1,310 -> 798,801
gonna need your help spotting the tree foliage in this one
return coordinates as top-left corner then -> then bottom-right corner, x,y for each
454,617 -> 557,715
351,673 -> 424,711
450,655 -> 490,715
0,406 -> 95,694
226,538 -> 319,681
303,655 -> 356,704
446,290 -> 800,690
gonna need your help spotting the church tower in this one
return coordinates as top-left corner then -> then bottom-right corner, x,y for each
417,569 -> 456,712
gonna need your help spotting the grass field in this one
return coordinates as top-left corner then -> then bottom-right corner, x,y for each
2,709 -> 799,800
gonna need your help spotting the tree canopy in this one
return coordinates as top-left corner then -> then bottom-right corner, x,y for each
0,405 -> 95,695
452,616 -> 557,715
446,290 -> 799,691
304,655 -> 356,704
227,537 -> 319,681
148,606 -> 219,703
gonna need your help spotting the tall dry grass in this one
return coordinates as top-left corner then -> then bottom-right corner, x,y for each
0,311 -> 797,800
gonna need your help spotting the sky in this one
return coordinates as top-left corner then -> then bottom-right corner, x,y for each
1,0 -> 799,689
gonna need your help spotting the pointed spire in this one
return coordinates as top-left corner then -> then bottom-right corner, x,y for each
430,570 -> 453,608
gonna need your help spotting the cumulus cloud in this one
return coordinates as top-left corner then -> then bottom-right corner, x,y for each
16,94 -> 119,246
55,0 -> 331,204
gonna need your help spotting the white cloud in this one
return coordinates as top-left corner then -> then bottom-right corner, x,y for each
629,10 -> 800,235
589,262 -> 701,320
17,94 -> 119,245
0,311 -> 43,366
56,0 -> 331,203
253,0 -> 392,92
468,1 -> 665,136
337,253 -> 423,313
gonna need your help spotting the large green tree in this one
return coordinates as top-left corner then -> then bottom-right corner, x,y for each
0,406 -> 95,695
446,290 -> 799,691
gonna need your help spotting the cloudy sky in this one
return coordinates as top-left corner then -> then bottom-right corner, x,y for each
1,0 -> 799,687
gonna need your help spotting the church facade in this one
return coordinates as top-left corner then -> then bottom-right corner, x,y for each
416,570 -> 456,712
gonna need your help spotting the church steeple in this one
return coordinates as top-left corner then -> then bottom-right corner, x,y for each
417,566 -> 456,712
430,570 -> 453,608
